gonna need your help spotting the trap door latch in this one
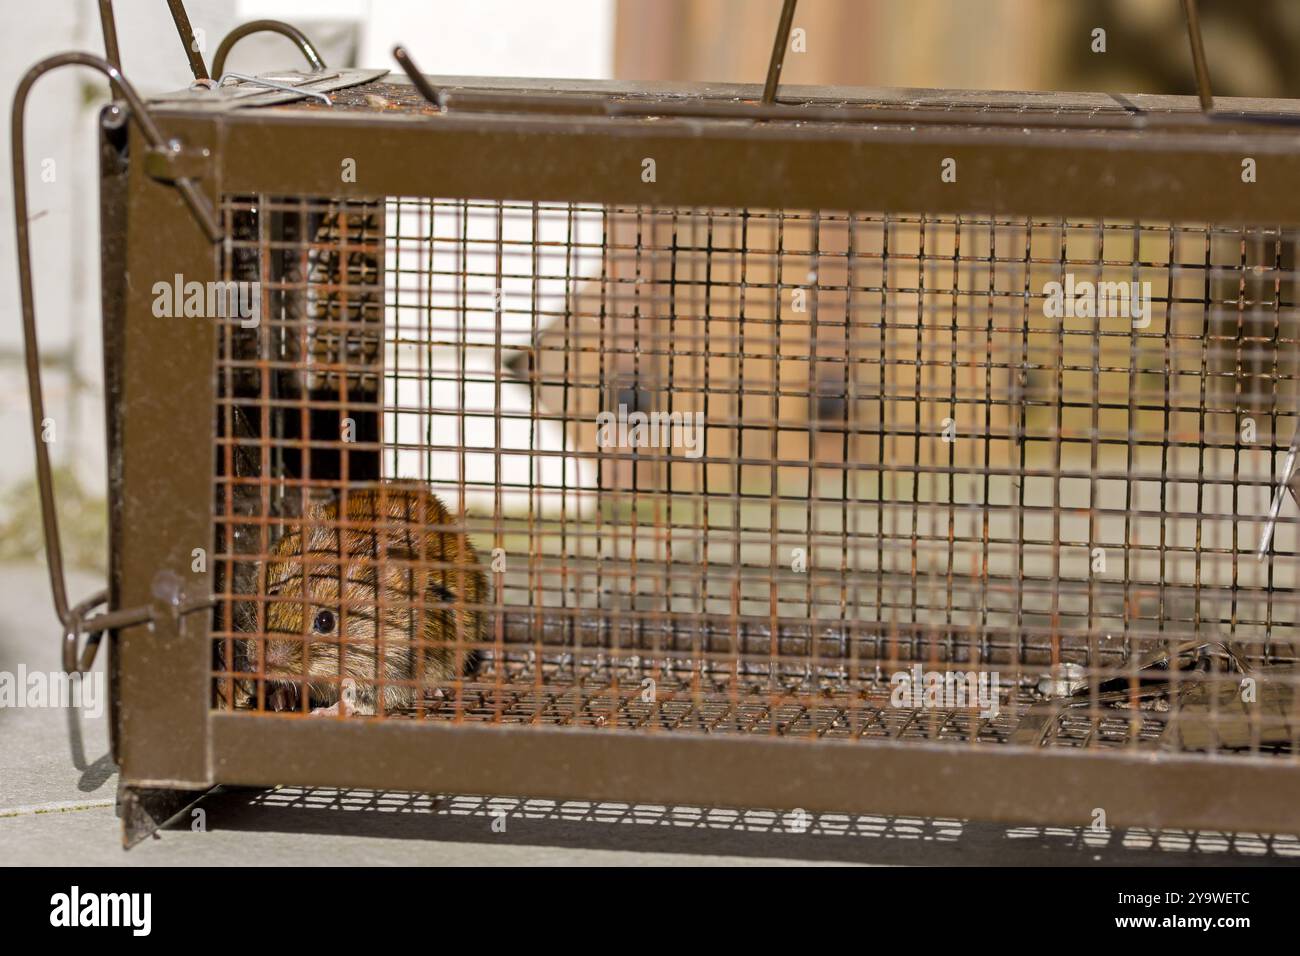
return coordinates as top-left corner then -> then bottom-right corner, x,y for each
59,590 -> 212,676
14,52 -> 220,674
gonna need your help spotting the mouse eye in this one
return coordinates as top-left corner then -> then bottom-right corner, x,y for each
312,609 -> 337,634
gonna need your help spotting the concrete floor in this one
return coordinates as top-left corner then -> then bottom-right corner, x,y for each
2,561 -> 1298,866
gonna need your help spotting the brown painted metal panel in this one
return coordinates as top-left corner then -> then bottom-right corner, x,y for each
98,108 -> 130,764
211,716 -> 1300,834
114,116 -> 221,787
150,83 -> 1300,227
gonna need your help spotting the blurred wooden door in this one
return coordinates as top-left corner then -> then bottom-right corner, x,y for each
614,0 -> 1069,92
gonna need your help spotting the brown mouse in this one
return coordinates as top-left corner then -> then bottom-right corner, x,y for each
236,486 -> 487,716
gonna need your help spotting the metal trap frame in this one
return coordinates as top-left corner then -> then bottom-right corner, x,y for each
15,1 -> 1300,844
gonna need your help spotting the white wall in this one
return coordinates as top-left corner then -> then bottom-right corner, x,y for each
358,0 -> 613,80
237,0 -> 615,79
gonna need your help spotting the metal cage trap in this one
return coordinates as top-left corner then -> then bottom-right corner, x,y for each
15,0 -> 1300,844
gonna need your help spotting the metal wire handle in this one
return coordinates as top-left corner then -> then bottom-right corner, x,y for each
100,3 -> 326,85
212,20 -> 328,80
12,52 -> 219,672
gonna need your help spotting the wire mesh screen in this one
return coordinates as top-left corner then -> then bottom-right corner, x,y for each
211,192 -> 1300,757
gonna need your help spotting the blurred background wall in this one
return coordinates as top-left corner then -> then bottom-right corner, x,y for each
0,0 -> 1296,572
614,0 -> 1300,96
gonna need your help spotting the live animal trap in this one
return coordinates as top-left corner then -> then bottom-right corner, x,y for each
16,1 -> 1300,844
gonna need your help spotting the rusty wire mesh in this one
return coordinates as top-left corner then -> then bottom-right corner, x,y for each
209,191 -> 1300,757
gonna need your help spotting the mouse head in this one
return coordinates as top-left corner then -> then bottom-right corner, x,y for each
235,488 -> 486,711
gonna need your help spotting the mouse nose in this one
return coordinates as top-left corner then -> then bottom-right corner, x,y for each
265,639 -> 297,670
